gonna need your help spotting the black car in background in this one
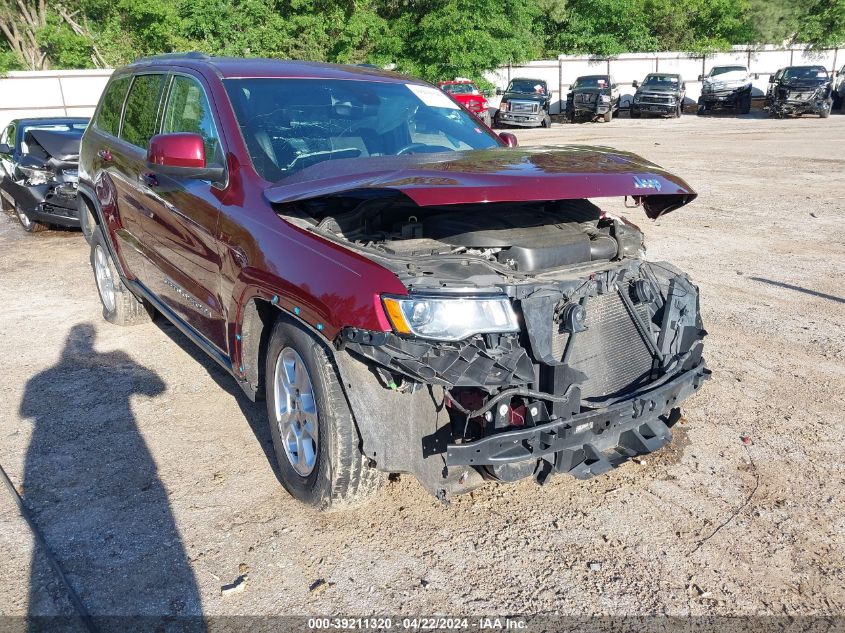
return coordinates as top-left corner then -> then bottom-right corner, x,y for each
631,73 -> 686,118
494,78 -> 552,128
767,66 -> 833,118
0,117 -> 88,232
566,75 -> 620,123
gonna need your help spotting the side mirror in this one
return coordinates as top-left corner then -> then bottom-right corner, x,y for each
768,76 -> 775,83
753,73 -> 760,80
698,74 -> 704,81
631,80 -> 638,88
682,83 -> 686,90
496,87 -> 503,96
499,132 -> 518,148
0,143 -> 10,154
147,133 -> 224,182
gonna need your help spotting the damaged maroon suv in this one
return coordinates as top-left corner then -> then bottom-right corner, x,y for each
78,54 -> 708,508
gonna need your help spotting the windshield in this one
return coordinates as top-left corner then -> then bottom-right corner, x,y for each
224,78 -> 500,181
642,74 -> 679,88
709,66 -> 746,77
572,76 -> 609,90
441,83 -> 478,95
506,79 -> 546,94
783,67 -> 828,81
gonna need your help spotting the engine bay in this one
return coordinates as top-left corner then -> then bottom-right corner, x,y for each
280,194 -> 645,273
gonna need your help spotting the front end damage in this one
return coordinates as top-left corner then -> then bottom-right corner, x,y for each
3,129 -> 82,227
269,147 -> 709,498
769,83 -> 833,118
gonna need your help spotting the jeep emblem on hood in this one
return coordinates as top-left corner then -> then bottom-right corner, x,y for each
634,176 -> 662,191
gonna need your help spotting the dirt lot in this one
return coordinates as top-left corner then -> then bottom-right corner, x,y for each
1,111 -> 844,627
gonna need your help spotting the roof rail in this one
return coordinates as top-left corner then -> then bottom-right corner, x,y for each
133,51 -> 209,63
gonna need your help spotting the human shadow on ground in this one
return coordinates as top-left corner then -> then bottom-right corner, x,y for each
20,323 -> 204,632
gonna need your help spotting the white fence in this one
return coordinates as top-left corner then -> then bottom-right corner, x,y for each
487,45 -> 845,114
0,69 -> 113,131
1,45 -> 843,127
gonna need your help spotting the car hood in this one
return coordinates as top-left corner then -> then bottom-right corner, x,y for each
450,93 -> 486,102
27,129 -> 83,161
264,146 -> 697,219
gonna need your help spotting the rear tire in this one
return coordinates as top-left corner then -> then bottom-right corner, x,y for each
264,317 -> 382,510
15,202 -> 47,233
90,227 -> 152,326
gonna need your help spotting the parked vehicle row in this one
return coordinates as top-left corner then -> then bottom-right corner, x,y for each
8,53 -> 701,510
481,63 -> 843,127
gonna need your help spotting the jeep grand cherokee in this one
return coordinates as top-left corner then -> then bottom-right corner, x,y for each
78,54 -> 708,509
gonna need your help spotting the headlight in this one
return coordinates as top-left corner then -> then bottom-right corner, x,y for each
633,95 -> 641,104
600,94 -> 611,103
499,101 -> 509,112
382,294 -> 519,341
702,83 -> 712,94
19,166 -> 55,186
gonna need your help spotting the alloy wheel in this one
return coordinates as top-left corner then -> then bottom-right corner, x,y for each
94,244 -> 116,313
16,204 -> 31,229
274,347 -> 319,476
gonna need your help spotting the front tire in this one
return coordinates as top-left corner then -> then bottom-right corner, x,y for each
15,202 -> 47,233
264,317 -> 381,510
541,113 -> 551,128
90,227 -> 152,325
739,92 -> 752,115
602,108 -> 613,123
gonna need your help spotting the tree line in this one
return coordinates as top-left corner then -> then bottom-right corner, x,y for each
1,0 -> 843,80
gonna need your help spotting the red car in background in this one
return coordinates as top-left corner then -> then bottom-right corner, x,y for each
438,80 -> 491,125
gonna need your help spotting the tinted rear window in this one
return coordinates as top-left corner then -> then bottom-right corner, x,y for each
121,74 -> 165,149
95,76 -> 130,137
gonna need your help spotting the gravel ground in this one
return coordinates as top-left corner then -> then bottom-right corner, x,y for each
0,110 -> 843,628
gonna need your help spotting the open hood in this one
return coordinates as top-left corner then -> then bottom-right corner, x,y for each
264,146 -> 696,219
26,129 -> 83,161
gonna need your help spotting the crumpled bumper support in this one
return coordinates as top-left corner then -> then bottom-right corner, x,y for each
445,362 -> 710,478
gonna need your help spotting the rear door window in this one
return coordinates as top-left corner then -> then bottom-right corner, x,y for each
95,76 -> 130,137
121,74 -> 166,150
161,75 -> 222,164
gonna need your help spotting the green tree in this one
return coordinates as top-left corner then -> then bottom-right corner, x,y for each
645,0 -> 754,51
374,0 -> 539,82
544,0 -> 657,56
